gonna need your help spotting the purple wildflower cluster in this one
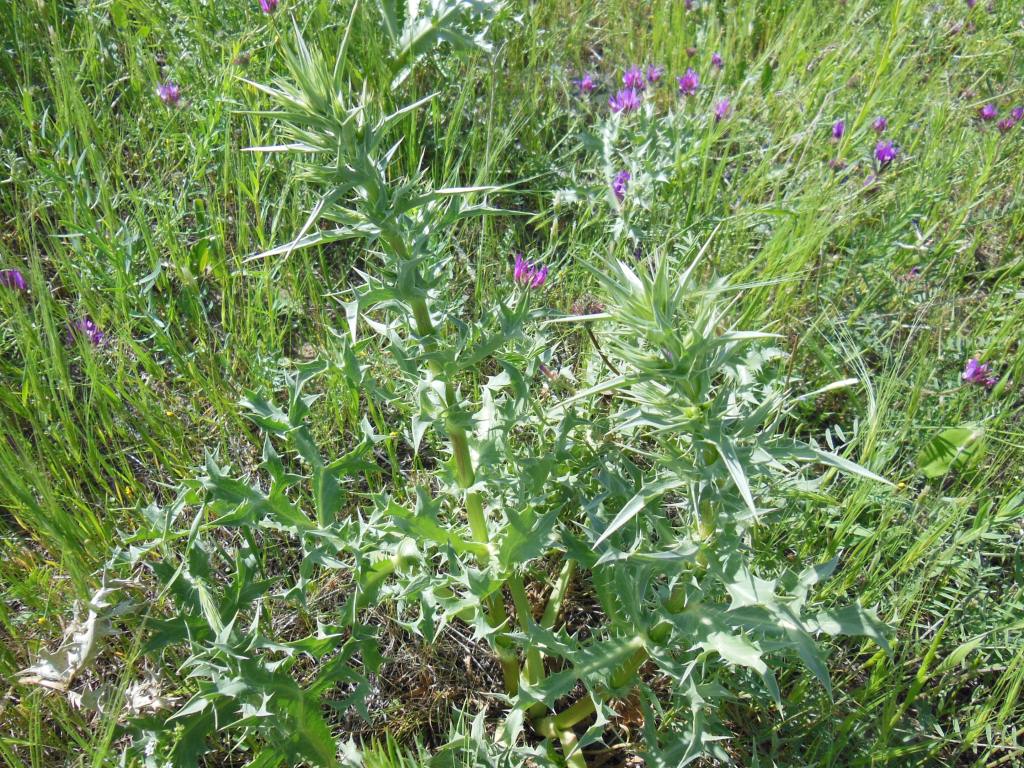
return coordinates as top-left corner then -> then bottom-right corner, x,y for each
623,66 -> 646,91
962,357 -> 997,389
827,114 -> 899,175
875,140 -> 898,167
609,88 -> 643,114
574,73 -> 596,94
259,0 -> 278,12
512,253 -> 549,289
579,56 -> 731,123
156,82 -> 181,106
612,170 -> 631,201
1,268 -> 27,292
977,102 -> 1023,133
2,267 -> 105,347
714,98 -> 731,122
677,68 -> 700,96
602,62 -> 667,113
68,316 -> 105,347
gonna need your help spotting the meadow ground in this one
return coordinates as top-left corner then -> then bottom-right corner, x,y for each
1,1 -> 1023,766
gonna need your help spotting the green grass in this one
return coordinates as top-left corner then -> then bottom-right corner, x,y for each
1,0 -> 1023,765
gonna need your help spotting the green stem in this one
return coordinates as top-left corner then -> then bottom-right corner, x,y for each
509,575 -> 543,686
408,293 -> 520,692
558,727 -> 588,768
527,558 -> 576,720
541,558 -> 575,628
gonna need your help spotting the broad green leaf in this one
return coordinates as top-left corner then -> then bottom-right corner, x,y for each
707,434 -> 756,514
313,467 -> 341,527
917,425 -> 985,479
386,499 -> 488,558
701,631 -> 767,674
593,478 -> 683,548
814,603 -> 891,654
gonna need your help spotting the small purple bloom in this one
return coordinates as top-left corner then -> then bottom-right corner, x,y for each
646,65 -> 664,84
156,82 -> 180,106
612,170 -> 631,201
531,265 -> 549,288
609,88 -> 642,114
259,0 -> 278,11
685,0 -> 694,9
0,268 -> 27,292
831,119 -> 845,140
713,98 -> 730,122
623,66 -> 647,91
978,103 -> 998,121
962,357 -> 997,389
67,316 -> 105,347
677,68 -> 700,96
997,117 -> 1016,134
966,0 -> 976,7
872,116 -> 888,133
875,140 -> 897,166
512,253 -> 549,289
711,52 -> 723,70
1012,107 -> 1024,122
574,73 -> 596,94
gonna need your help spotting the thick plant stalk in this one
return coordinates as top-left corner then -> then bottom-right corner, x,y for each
408,294 -> 520,692
541,558 -> 575,628
526,558 -> 577,719
509,575 -> 544,686
533,588 -> 690,734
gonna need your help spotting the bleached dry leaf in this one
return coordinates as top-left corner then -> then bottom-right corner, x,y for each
17,582 -> 132,692
124,672 -> 180,715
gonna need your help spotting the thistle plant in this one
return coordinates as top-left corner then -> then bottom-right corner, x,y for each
103,9 -> 891,766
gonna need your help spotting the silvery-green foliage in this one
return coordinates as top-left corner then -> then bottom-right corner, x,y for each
375,0 -> 505,86
111,13 -> 892,768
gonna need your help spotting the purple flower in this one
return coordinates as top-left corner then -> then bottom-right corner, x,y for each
0,268 -> 27,292
998,117 -> 1017,133
67,316 -> 105,347
979,103 -> 998,121
872,116 -> 888,133
646,65 -> 664,84
831,119 -> 845,140
713,98 -> 730,122
512,253 -> 549,289
574,73 -> 596,94
711,52 -> 723,70
1012,107 -> 1024,122
962,357 -> 997,389
612,170 -> 631,201
677,68 -> 700,96
609,88 -> 642,114
875,140 -> 897,166
623,66 -> 647,91
156,82 -> 180,106
966,0 -> 976,7
259,0 -> 278,11
685,0 -> 694,9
